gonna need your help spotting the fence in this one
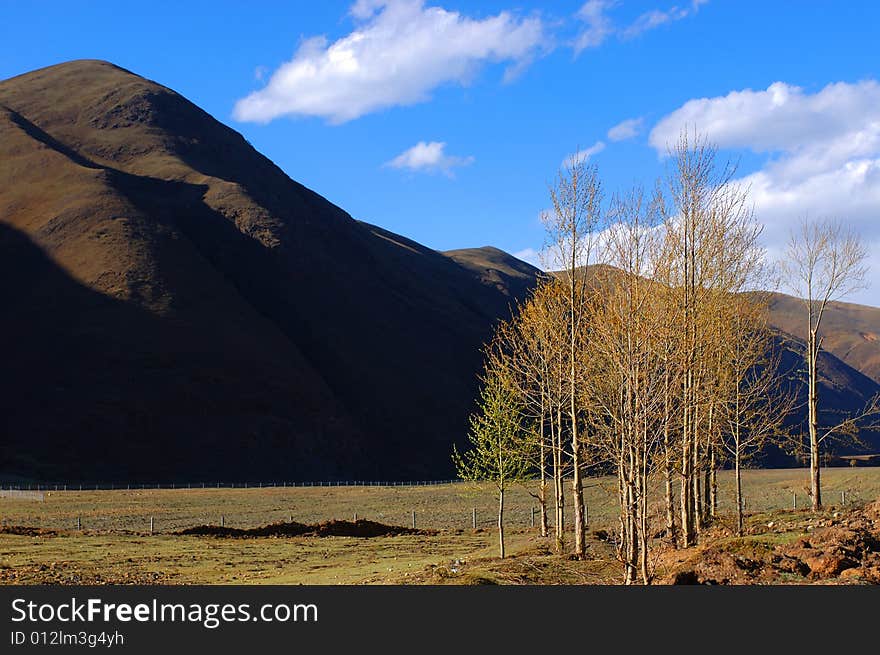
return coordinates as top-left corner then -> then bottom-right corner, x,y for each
0,489 -> 44,501
1,469 -> 877,535
0,480 -> 460,492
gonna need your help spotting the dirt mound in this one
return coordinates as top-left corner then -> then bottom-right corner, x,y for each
176,519 -> 434,539
307,519 -> 434,537
0,525 -> 58,536
666,542 -> 771,585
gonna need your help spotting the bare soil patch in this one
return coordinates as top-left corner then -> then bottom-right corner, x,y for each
175,518 -> 436,539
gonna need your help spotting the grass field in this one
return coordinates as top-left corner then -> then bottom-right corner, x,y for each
2,467 -> 879,585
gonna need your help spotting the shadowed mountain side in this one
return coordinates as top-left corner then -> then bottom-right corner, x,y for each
766,292 -> 880,385
0,223 -> 361,482
0,60 -> 543,482
757,332 -> 880,466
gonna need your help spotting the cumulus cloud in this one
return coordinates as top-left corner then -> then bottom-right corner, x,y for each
607,117 -> 643,141
562,141 -> 606,168
385,141 -> 474,175
649,79 -> 880,305
233,0 -> 547,124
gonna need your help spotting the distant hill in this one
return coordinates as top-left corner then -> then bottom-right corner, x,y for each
442,246 -> 546,301
766,292 -> 880,385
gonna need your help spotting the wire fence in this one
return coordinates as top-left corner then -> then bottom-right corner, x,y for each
0,471 -> 876,535
0,480 -> 460,492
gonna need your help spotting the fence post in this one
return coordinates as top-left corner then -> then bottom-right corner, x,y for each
76,516 -> 81,530
472,507 -> 477,529
793,493 -> 797,510
841,490 -> 846,505
411,510 -> 416,530
530,506 -> 535,528
150,516 -> 154,535
221,515 -> 225,527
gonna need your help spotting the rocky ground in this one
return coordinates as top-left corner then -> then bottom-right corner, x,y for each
660,499 -> 880,584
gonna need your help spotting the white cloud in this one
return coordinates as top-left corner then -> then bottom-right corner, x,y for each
562,141 -> 605,168
233,0 -> 547,124
649,79 -> 880,306
573,0 -> 615,53
576,0 -> 707,51
607,117 -> 643,141
385,141 -> 474,175
623,8 -> 685,39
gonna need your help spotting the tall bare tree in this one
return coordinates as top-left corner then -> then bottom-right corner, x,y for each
540,152 -> 604,559
589,186 -> 666,583
779,217 -> 871,510
657,131 -> 764,546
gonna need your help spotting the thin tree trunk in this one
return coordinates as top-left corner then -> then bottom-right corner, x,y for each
553,404 -> 565,552
663,370 -> 677,543
680,373 -> 695,547
693,401 -> 702,536
539,479 -> 548,538
539,397 -> 549,538
709,447 -> 717,519
498,485 -> 505,559
808,330 -> 822,510
735,445 -> 743,537
570,348 -> 587,559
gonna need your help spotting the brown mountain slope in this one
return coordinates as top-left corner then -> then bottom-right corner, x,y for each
766,292 -> 880,385
442,246 -> 545,301
0,60 -> 535,482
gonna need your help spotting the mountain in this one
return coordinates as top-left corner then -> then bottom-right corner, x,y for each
442,246 -> 547,301
766,292 -> 880,385
0,60 -> 541,482
0,60 -> 876,483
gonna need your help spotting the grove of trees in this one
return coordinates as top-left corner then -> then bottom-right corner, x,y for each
454,132 -> 875,582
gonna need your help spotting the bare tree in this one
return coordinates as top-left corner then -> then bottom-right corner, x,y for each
588,186 -> 666,583
657,131 -> 764,547
540,151 -> 604,559
503,280 -> 567,541
779,217 -> 871,510
718,295 -> 797,535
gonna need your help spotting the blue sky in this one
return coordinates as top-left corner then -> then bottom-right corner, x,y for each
2,1 -> 879,304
